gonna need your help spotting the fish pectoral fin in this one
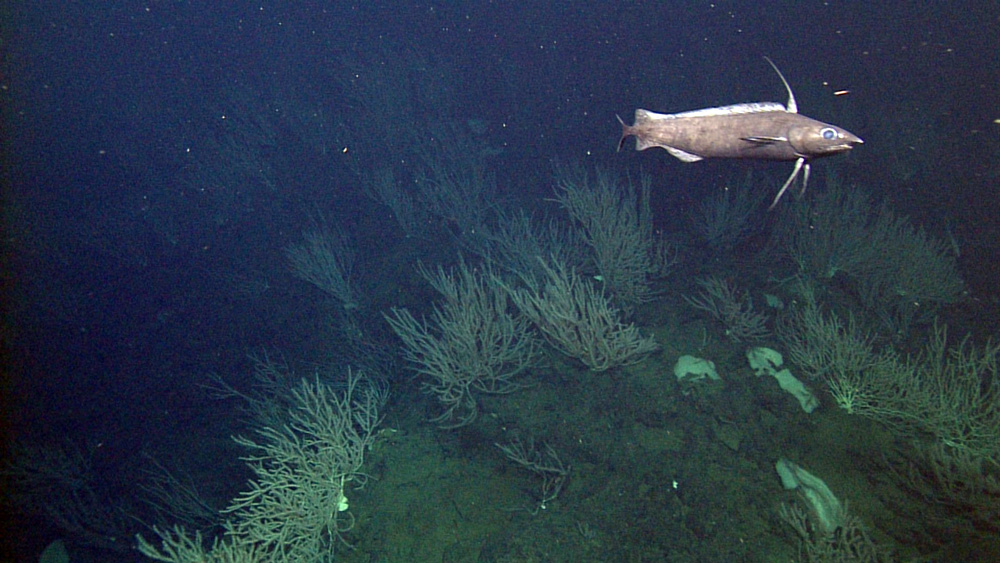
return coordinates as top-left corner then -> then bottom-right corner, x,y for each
742,136 -> 788,145
665,146 -> 703,162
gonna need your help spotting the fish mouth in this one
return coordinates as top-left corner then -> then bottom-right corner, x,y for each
815,140 -> 861,156
833,138 -> 863,151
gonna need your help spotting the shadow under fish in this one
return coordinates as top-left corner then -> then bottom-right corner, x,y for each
618,58 -> 863,208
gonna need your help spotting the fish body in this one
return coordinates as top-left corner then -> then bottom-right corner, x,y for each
618,59 -> 863,207
621,105 -> 858,162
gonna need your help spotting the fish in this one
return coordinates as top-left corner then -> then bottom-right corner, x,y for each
618,58 -> 863,208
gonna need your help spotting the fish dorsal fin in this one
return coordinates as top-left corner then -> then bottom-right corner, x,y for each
670,102 -> 786,119
764,57 -> 797,114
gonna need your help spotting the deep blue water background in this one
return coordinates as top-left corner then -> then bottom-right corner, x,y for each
3,1 -> 999,560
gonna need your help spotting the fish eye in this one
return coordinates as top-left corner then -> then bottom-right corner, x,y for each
820,127 -> 837,140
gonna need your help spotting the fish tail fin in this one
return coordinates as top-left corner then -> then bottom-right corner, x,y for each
616,114 -> 629,152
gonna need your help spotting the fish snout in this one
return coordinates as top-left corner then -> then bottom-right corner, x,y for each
823,128 -> 863,154
843,131 -> 863,147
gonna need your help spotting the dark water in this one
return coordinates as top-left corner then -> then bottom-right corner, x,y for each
3,2 -> 998,561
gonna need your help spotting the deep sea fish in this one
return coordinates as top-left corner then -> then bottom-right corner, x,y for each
618,58 -> 863,208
